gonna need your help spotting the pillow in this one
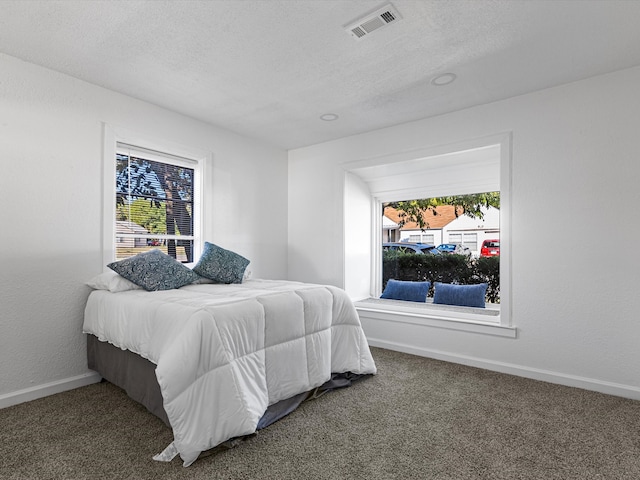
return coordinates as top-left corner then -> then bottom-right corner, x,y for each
380,279 -> 430,303
433,282 -> 487,308
192,242 -> 250,284
107,249 -> 200,291
86,270 -> 142,293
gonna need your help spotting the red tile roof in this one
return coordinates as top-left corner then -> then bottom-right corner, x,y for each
383,205 -> 461,230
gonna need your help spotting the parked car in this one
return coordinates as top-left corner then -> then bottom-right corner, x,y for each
436,243 -> 471,256
480,239 -> 500,257
383,242 -> 440,254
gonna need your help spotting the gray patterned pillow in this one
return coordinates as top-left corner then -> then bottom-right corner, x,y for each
107,249 -> 200,291
193,242 -> 250,284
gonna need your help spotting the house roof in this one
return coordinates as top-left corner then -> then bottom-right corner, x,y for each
115,220 -> 148,235
383,206 -> 462,231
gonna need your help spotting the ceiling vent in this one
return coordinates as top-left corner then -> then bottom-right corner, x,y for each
345,4 -> 401,41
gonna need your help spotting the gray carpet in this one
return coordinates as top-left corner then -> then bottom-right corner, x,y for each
1,347 -> 640,479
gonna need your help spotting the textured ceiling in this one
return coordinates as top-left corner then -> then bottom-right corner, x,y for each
2,0 -> 640,149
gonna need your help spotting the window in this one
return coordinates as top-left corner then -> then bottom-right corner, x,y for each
115,144 -> 197,262
103,125 -> 204,266
383,193 -> 500,302
344,133 -> 512,335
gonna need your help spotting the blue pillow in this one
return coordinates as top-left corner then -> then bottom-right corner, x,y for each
108,249 -> 200,291
192,242 -> 250,284
433,282 -> 487,308
380,279 -> 430,302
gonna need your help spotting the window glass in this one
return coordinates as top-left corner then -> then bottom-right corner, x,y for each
383,192 -> 500,303
115,145 -> 197,263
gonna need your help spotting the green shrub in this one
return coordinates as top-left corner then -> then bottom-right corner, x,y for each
382,251 -> 500,303
475,256 -> 500,303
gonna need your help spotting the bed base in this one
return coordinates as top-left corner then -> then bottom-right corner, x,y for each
87,335 -> 363,436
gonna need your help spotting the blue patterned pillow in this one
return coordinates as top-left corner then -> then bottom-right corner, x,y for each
380,279 -> 430,302
107,249 -> 200,291
433,282 -> 487,308
192,242 -> 250,284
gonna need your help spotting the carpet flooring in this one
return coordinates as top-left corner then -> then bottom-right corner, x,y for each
1,347 -> 639,479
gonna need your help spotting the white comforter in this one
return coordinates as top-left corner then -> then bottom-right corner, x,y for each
83,279 -> 376,466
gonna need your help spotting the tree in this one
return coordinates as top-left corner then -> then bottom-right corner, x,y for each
117,198 -> 166,234
385,192 -> 500,230
158,161 -> 193,261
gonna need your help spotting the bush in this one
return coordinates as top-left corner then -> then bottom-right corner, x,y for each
475,256 -> 500,303
382,252 -> 500,303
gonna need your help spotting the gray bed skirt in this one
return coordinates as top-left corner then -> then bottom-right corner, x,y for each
87,335 -> 366,437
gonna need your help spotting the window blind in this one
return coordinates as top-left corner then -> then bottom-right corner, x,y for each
115,144 -> 196,263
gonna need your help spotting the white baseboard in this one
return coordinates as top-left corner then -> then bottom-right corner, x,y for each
0,372 -> 103,409
368,338 -> 640,401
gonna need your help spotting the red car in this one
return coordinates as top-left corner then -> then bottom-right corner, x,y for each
480,239 -> 500,257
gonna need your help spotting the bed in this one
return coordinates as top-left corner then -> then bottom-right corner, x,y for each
83,276 -> 377,466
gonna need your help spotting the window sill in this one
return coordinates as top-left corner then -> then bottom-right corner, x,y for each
354,298 -> 516,338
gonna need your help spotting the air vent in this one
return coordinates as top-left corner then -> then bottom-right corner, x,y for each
345,4 -> 401,41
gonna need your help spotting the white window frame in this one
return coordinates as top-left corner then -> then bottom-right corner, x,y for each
344,133 -> 513,338
102,124 -> 206,268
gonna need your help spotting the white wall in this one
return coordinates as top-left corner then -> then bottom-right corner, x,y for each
344,173 -> 373,300
0,53 -> 288,403
288,66 -> 640,397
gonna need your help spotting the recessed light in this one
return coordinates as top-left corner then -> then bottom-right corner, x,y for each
320,113 -> 339,121
430,73 -> 457,86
